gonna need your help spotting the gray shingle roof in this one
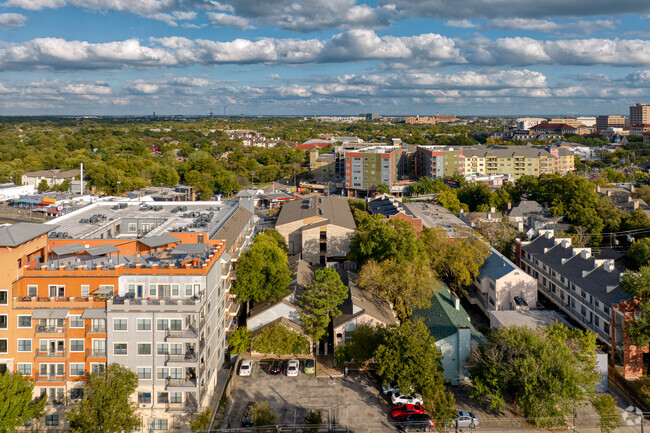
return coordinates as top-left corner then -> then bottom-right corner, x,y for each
508,200 -> 552,219
213,206 -> 253,247
276,196 -> 356,230
138,235 -> 182,248
0,222 -> 56,247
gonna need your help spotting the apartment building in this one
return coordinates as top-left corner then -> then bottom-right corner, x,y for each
4,200 -> 254,431
344,146 -> 401,195
405,116 -> 436,125
630,103 -> 650,127
21,169 -> 81,189
463,146 -> 564,179
415,146 -> 464,178
596,115 -> 627,131
516,231 -> 629,345
516,117 -> 547,130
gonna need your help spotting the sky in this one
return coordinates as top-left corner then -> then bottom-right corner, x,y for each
1,1 -> 650,115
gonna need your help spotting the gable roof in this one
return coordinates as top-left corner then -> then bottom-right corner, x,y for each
213,206 -> 253,247
276,196 -> 356,230
479,248 -> 517,281
0,222 -> 56,247
508,200 -> 552,219
334,274 -> 397,328
413,284 -> 485,343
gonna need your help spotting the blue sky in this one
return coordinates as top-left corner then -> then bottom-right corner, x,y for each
1,0 -> 650,115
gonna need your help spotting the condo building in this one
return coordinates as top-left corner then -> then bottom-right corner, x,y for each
344,146 -> 401,195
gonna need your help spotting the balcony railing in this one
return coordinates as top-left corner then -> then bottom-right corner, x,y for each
35,374 -> 66,382
166,326 -> 197,339
86,348 -> 107,358
166,378 -> 197,388
167,353 -> 198,363
35,349 -> 65,358
86,324 -> 107,334
35,325 -> 66,334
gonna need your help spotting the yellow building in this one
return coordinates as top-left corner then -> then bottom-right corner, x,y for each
462,146 -> 574,179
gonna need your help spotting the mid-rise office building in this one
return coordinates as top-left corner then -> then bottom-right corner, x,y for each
630,103 -> 650,127
596,115 -> 627,131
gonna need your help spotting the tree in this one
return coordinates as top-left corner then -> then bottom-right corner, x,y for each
629,238 -> 650,268
374,320 -> 455,420
0,371 -> 46,433
591,394 -> 623,433
251,322 -> 310,355
357,257 -> 438,320
620,266 -> 650,347
259,228 -> 288,252
190,408 -> 213,432
334,324 -> 387,365
67,363 -> 141,433
436,189 -> 463,215
349,213 -> 421,265
37,179 -> 49,192
467,324 -> 598,427
249,401 -> 276,428
233,233 -> 292,304
376,183 -> 390,194
624,209 -> 650,231
228,326 -> 252,354
303,409 -> 323,433
299,267 -> 349,342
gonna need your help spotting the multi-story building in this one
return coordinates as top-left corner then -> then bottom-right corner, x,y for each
576,117 -> 597,127
404,116 -> 436,125
22,169 -> 81,189
516,117 -> 547,130
462,146 -> 564,179
415,146 -> 464,178
516,231 -> 629,345
4,199 -> 255,431
630,103 -> 650,127
344,146 -> 401,195
529,123 -> 578,135
308,149 -> 337,179
549,118 -> 582,128
596,115 -> 627,131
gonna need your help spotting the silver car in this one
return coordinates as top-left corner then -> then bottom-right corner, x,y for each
454,411 -> 479,428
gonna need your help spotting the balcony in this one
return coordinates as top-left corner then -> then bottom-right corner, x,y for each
166,378 -> 197,389
35,374 -> 66,382
86,348 -> 107,358
86,324 -> 107,334
166,326 -> 197,339
166,352 -> 198,363
35,325 -> 66,335
35,349 -> 65,358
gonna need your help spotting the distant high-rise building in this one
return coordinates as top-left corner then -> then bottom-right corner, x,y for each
596,115 -> 626,131
630,103 -> 650,126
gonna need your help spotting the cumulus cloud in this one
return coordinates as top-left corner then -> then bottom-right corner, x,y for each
207,12 -> 253,29
0,13 -> 27,27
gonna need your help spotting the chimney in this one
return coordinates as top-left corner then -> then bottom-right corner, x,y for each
607,190 -> 612,197
452,292 -> 460,310
634,200 -> 640,210
507,202 -> 512,210
490,206 -> 496,213
596,185 -> 601,193
604,261 -> 615,273
628,196 -> 632,202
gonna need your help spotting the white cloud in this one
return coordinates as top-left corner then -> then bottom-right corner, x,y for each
0,13 -> 27,28
445,19 -> 476,29
486,18 -> 616,34
207,12 -> 253,30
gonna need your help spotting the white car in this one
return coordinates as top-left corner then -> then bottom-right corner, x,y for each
454,411 -> 479,428
390,391 -> 423,406
239,359 -> 252,376
286,359 -> 299,376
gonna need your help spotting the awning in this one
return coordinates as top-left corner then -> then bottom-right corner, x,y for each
171,243 -> 209,256
85,245 -> 119,256
32,309 -> 69,319
139,235 -> 182,248
51,244 -> 85,255
92,286 -> 114,295
81,309 -> 106,319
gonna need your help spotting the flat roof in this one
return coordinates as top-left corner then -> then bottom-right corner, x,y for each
490,310 -> 573,329
402,202 -> 469,237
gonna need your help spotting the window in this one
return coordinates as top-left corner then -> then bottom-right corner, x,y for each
0,291 -> 6,305
113,319 -> 127,331
70,340 -> 84,352
113,343 -> 127,355
70,363 -> 85,376
185,284 -> 193,296
138,392 -> 151,403
45,415 -> 59,426
69,315 -> 83,328
0,315 -> 6,329
156,319 -> 168,331
81,285 -> 89,297
17,339 -> 31,352
128,284 -> 135,294
170,343 -> 182,355
48,285 -> 64,298
137,318 -> 151,331
172,284 -> 179,296
137,343 -> 151,355
128,223 -> 136,232
27,285 -> 37,297
170,392 -> 182,403
170,319 -> 182,331
157,392 -> 168,404
157,367 -> 169,379
169,368 -> 182,379
71,388 -> 83,400
17,363 -> 31,376
157,343 -> 168,355
149,419 -> 168,431
149,284 -> 157,296
138,367 -> 151,379
91,363 -> 104,375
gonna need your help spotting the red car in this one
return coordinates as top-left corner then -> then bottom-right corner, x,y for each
390,404 -> 425,419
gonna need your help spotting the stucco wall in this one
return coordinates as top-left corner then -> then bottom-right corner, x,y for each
495,269 -> 537,310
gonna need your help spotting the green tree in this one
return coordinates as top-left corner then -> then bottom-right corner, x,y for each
299,267 -> 349,342
233,233 -> 292,303
623,209 -> 650,231
249,401 -> 276,429
620,266 -> 650,347
375,320 -> 455,421
259,228 -> 288,252
349,213 -> 421,265
252,322 -> 310,355
357,257 -> 438,320
303,409 -> 323,433
0,371 -> 46,433
334,324 -> 387,365
67,363 -> 141,433
228,326 -> 252,354
629,238 -> 650,268
591,394 -> 623,433
190,408 -> 213,432
37,179 -> 49,192
376,183 -> 390,194
467,324 -> 598,427
436,189 -> 463,215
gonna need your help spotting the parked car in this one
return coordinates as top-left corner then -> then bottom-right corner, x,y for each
239,359 -> 252,376
390,404 -> 425,419
268,360 -> 282,375
454,411 -> 479,428
391,391 -> 423,406
286,359 -> 299,376
241,402 -> 255,427
304,359 -> 315,374
382,382 -> 399,395
397,413 -> 435,432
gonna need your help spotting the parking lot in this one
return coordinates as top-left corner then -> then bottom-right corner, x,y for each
221,359 -> 397,432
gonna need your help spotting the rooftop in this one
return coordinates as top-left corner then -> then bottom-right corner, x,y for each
0,222 -> 56,247
275,196 -> 356,230
402,202 -> 469,237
